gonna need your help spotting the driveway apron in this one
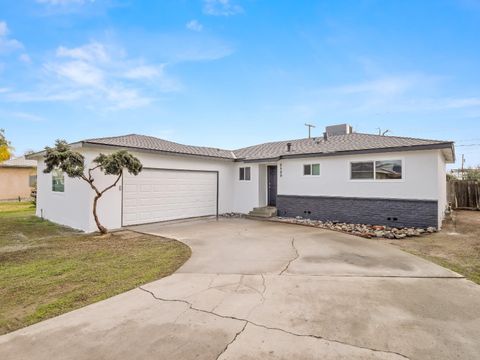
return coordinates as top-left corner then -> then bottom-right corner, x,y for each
1,218 -> 479,360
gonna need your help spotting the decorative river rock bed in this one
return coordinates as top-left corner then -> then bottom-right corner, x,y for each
221,213 -> 437,239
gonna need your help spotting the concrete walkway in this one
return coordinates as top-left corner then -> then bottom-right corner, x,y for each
1,218 -> 480,360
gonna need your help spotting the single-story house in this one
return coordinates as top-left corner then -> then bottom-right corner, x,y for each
28,124 -> 455,232
0,156 -> 37,201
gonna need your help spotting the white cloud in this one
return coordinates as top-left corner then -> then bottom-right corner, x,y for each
19,54 -> 31,63
441,97 -> 480,109
10,111 -> 45,122
47,60 -> 104,86
203,0 -> 243,16
0,22 -> 7,37
3,40 -> 182,110
3,88 -> 84,102
36,0 -> 92,5
186,20 -> 203,32
334,76 -> 413,96
56,42 -> 110,63
0,21 -> 23,54
281,74 -> 480,120
124,65 -> 162,79
104,87 -> 153,110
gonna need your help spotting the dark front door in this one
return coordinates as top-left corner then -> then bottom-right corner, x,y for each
267,166 -> 278,206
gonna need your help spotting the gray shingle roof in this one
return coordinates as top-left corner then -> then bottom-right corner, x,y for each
84,134 -> 235,159
0,156 -> 37,168
82,133 -> 453,162
234,133 -> 453,161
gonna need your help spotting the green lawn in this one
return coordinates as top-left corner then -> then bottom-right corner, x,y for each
0,202 -> 191,335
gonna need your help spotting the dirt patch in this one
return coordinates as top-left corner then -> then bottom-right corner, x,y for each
381,210 -> 480,284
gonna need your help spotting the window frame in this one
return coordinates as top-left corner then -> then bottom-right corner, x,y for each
29,175 -> 37,187
51,169 -> 65,193
349,159 -> 404,182
303,163 -> 320,177
239,166 -> 251,181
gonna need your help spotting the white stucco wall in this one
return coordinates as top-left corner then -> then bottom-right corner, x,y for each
36,160 -> 92,231
36,147 -> 235,232
437,152 -> 448,227
278,150 -> 444,201
35,145 -> 450,232
232,162 -> 260,213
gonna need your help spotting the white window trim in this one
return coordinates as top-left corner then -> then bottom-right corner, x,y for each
349,159 -> 405,183
303,163 -> 321,177
239,166 -> 251,182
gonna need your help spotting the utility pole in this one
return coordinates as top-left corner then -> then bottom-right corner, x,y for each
461,154 -> 465,180
305,123 -> 316,139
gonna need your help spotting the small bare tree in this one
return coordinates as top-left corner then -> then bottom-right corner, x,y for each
43,140 -> 142,234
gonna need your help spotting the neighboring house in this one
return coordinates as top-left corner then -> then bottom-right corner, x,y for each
28,124 -> 455,232
0,156 -> 37,201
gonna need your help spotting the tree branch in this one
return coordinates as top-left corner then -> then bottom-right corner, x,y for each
99,172 -> 123,196
80,173 -> 101,196
88,165 -> 102,182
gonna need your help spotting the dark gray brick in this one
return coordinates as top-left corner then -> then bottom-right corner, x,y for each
276,195 -> 438,228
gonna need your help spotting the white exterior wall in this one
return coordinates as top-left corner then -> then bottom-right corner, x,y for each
36,160 -> 92,231
278,150 -> 443,201
437,152 -> 447,227
36,147 -> 235,232
232,162 -> 260,213
35,145 -> 450,232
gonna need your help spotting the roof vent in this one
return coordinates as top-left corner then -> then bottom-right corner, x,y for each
286,142 -> 292,152
325,124 -> 353,136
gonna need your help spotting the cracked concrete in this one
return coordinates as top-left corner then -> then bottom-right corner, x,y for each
138,284 -> 409,359
1,218 -> 479,360
279,237 -> 299,275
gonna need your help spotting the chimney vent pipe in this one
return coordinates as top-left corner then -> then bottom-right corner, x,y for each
286,142 -> 292,152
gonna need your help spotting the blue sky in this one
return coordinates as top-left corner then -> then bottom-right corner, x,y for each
0,0 -> 479,167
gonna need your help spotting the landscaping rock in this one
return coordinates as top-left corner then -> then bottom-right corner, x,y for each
271,216 -> 436,240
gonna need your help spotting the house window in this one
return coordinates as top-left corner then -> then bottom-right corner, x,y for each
351,160 -> 402,180
351,162 -> 374,179
375,160 -> 402,179
29,175 -> 37,187
239,167 -> 251,181
52,169 -> 65,192
303,164 -> 320,176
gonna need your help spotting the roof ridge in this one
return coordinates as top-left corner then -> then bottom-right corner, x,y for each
353,132 -> 452,144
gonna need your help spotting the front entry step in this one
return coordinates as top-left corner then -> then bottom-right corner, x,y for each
248,206 -> 277,218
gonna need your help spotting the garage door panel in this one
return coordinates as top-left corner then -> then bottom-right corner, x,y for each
122,169 -> 217,226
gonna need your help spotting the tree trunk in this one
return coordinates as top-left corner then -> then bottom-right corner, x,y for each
93,194 -> 107,234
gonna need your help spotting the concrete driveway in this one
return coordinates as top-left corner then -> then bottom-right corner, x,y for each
1,218 -> 480,360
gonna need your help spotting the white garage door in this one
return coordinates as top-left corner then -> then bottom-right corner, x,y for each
122,169 -> 218,226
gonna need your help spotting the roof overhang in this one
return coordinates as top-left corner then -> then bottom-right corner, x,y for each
81,141 -> 236,161
26,141 -> 236,162
238,142 -> 456,163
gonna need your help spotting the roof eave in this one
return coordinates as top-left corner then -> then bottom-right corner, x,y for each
237,142 -> 455,162
82,141 -> 236,161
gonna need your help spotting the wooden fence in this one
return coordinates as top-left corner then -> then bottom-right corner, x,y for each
447,180 -> 480,210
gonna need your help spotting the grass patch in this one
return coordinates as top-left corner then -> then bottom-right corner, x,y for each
0,201 -> 36,214
0,202 -> 191,334
383,210 -> 480,285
